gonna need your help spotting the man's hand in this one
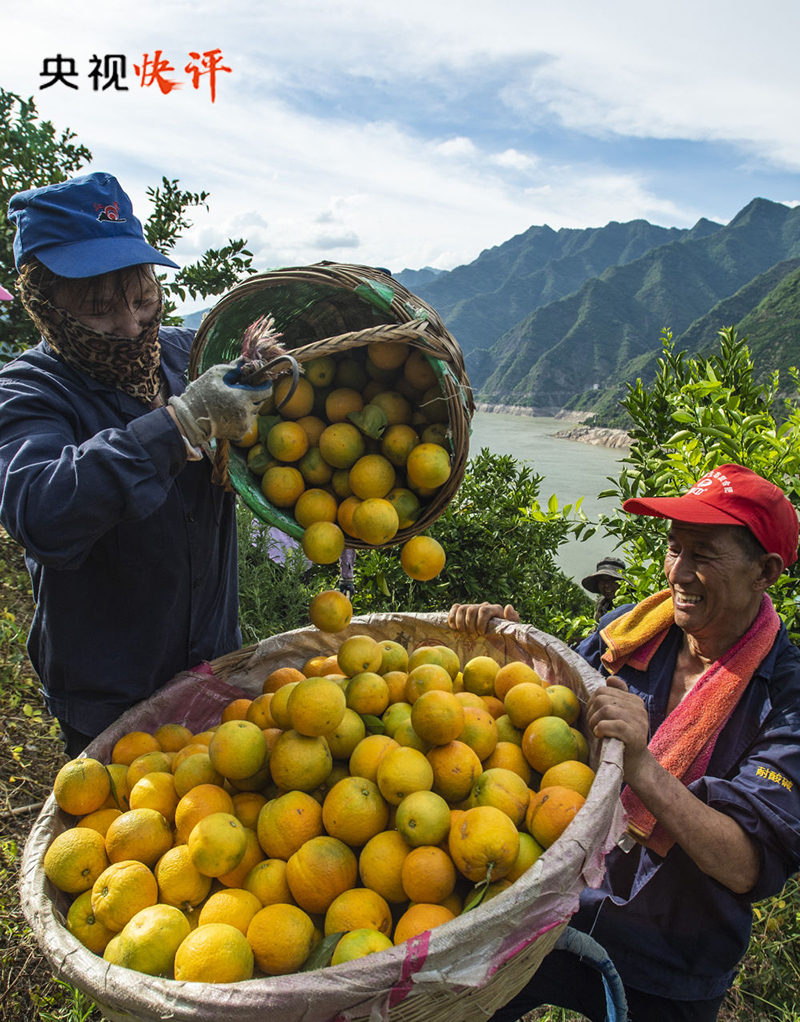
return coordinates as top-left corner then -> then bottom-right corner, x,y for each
587,675 -> 651,784
168,362 -> 274,447
448,602 -> 520,634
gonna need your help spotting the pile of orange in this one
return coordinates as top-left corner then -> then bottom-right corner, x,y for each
45,635 -> 594,984
236,341 -> 450,580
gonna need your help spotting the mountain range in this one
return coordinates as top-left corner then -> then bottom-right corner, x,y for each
396,198 -> 800,423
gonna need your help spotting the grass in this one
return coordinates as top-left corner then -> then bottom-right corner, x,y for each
1,522 -> 799,1021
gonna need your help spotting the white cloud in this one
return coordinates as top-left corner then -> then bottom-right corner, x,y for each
435,137 -> 478,159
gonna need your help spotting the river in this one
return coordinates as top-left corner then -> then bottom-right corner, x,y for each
467,412 -> 625,584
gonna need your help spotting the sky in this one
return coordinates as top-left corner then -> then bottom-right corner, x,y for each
4,0 -> 800,315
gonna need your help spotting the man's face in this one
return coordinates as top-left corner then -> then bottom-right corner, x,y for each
55,269 -> 160,338
597,577 -> 619,600
664,522 -> 765,645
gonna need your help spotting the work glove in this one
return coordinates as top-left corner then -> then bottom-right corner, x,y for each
169,361 -> 275,447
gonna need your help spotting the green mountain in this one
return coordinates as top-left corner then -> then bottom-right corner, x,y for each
466,199 -> 800,413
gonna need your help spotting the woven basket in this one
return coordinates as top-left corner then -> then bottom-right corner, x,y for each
188,263 -> 474,546
20,613 -> 625,1022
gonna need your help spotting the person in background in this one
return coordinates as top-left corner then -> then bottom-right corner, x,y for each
0,172 -> 274,757
582,555 -> 626,621
450,465 -> 800,1022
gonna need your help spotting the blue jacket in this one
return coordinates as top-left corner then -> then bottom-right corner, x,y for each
0,327 -> 241,737
573,605 -> 800,1000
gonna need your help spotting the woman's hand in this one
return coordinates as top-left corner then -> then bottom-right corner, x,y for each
448,602 -> 520,635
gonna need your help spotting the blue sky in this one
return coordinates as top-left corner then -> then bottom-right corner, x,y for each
4,0 -> 800,314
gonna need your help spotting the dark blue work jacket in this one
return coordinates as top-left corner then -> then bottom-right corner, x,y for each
573,605 -> 800,1000
0,327 -> 240,737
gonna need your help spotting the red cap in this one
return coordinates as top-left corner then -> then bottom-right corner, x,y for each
622,464 -> 799,568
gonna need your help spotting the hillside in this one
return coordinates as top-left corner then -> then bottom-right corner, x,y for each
468,199 -> 800,414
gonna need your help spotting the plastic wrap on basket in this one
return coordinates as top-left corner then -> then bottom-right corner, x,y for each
21,613 -> 626,1022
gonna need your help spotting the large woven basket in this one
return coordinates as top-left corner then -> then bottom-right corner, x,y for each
20,613 -> 625,1022
188,263 -> 475,546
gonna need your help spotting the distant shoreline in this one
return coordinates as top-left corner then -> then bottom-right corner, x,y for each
473,405 -> 631,450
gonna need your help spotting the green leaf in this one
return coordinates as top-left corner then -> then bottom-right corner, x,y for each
300,932 -> 344,972
361,715 -> 385,735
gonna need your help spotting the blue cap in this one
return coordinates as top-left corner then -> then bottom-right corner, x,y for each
8,172 -> 180,278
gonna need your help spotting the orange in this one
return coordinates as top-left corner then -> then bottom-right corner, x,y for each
309,589 -> 353,633
173,922 -> 254,983
101,763 -> 131,812
270,684 -> 301,729
294,487 -> 338,528
263,665 -> 306,694
154,843 -> 212,909
483,742 -> 532,786
302,654 -> 333,678
128,771 -> 180,824
546,685 -> 582,726
199,887 -> 263,934
420,385 -> 449,424
405,443 -> 451,489
369,390 -> 412,426
359,830 -> 412,904
245,693 -> 276,730
494,661 -> 545,702
221,697 -> 253,722
324,886 -> 393,938
105,808 -> 172,868
243,857 -> 295,906
247,903 -> 317,975
571,727 -> 590,764
325,707 -> 367,760
208,719 -> 268,781
393,718 -> 430,753
269,729 -> 333,793
349,734 -> 399,782
261,465 -> 305,507
506,832 -> 545,883
304,356 -> 337,388
352,498 -> 400,545
331,467 -> 355,499
66,889 -> 117,954
410,690 -> 465,745
495,715 -> 524,746
540,760 -> 596,799
53,758 -> 111,816
521,716 -> 580,774
331,928 -> 394,964
91,860 -> 158,932
231,791 -> 268,830
455,691 -> 485,710
401,845 -> 457,904
470,768 -> 531,827
297,412 -> 328,445
482,695 -> 506,719
393,903 -> 455,945
338,633 -> 383,676
112,731 -> 161,766
395,790 -> 452,848
103,904 -> 190,976
526,785 -> 586,849
76,807 -> 122,838
171,743 -> 212,772
152,723 -> 194,752
503,683 -> 553,729
43,828 -> 110,895
408,645 -> 461,679
404,349 -> 438,391
188,811 -> 248,878
400,535 -> 446,581
346,671 -> 390,716
349,455 -> 396,500
378,639 -> 409,674
383,670 -> 409,705
257,790 -> 324,860
376,746 -> 434,806
235,418 -> 260,447
326,387 -> 364,423
322,776 -> 389,847
275,376 -> 315,419
336,494 -> 362,537
426,741 -> 483,803
461,656 -> 500,697
381,424 -> 419,466
318,422 -> 366,469
381,701 -> 413,739
217,826 -> 266,887
126,750 -> 174,788
285,835 -> 358,914
298,446 -> 335,486
405,663 -> 453,703
448,805 -> 520,882
175,784 -> 235,844
266,420 -> 310,462
288,676 -> 347,736
246,443 -> 276,476
367,340 -> 408,370
457,705 -> 499,761
302,521 -> 345,565
385,487 -> 422,529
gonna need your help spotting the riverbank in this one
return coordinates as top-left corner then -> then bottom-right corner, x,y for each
473,404 -> 630,450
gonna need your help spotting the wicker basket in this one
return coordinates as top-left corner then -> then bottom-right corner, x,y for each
20,613 -> 626,1022
188,263 -> 474,546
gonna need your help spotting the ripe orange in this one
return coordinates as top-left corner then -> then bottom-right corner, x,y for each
483,742 -> 532,786
332,928 -> 394,964
294,488 -> 338,529
461,656 -> 500,697
154,844 -> 212,909
400,536 -> 446,581
540,760 -> 596,799
325,707 -> 367,760
274,376 -> 315,419
243,857 -> 295,906
393,903 -> 455,945
324,886 -> 393,937
448,805 -> 520,882
199,887 -> 263,934
322,776 -> 389,847
326,387 -> 364,423
171,743 -> 211,773
470,767 -> 531,827
43,828 -> 109,895
105,808 -> 172,868
348,734 -> 399,782
381,424 -> 419,466
112,731 -> 161,767
173,921 -> 255,983
376,746 -> 434,806
247,903 -> 317,975
383,670 -> 409,705
546,685 -> 582,726
338,633 -> 383,676
521,715 -> 580,774
263,665 -> 306,694
53,758 -> 111,816
405,443 -> 451,489
506,831 -> 545,883
494,661 -> 545,701
526,785 -> 586,849
301,521 -> 345,565
404,349 -> 438,391
298,446 -> 335,486
401,845 -> 457,904
309,589 -> 353,633
91,860 -> 158,932
368,340 -> 408,370
352,497 -> 400,545
175,784 -> 235,844
318,422 -> 366,469
266,420 -> 310,462
188,811 -> 248,878
286,835 -> 359,914
221,698 -> 253,723
152,723 -> 194,753
66,889 -> 117,954
103,904 -> 190,976
128,771 -> 180,824
296,412 -> 328,445
269,729 -> 333,792
260,465 -> 305,508
395,790 -> 451,848
426,741 -> 483,803
208,719 -> 268,781
288,676 -> 347,736
244,693 -> 276,730
217,826 -> 266,888
257,790 -> 324,860
457,705 -> 499,761
503,683 -> 553,729
359,830 -> 412,904
410,690 -> 465,745
76,807 -> 122,838
405,663 -> 453,703
349,455 -> 396,501
346,671 -> 390,716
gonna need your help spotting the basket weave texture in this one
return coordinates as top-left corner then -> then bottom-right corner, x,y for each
188,263 -> 475,545
21,613 -> 625,1022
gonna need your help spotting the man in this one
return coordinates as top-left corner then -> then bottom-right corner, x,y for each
582,555 -> 625,621
450,464 -> 800,1021
0,172 -> 274,756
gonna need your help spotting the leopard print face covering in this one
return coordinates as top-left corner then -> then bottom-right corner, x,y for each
17,268 -> 164,404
